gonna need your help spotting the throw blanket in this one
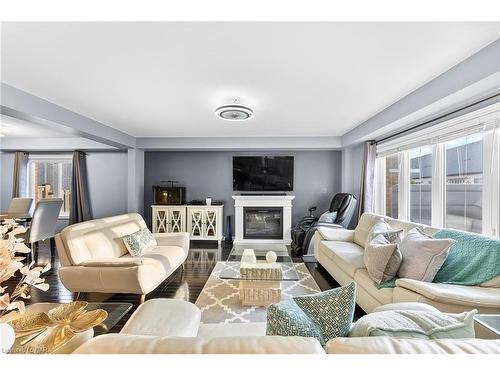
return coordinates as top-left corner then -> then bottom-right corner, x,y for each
432,229 -> 500,285
376,229 -> 500,289
349,310 -> 476,339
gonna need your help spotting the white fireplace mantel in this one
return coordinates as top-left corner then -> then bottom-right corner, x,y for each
232,195 -> 295,244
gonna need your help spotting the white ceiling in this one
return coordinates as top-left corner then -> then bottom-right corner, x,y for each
0,114 -> 71,138
2,22 -> 499,138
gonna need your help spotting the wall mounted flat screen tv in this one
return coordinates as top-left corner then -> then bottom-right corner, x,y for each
233,156 -> 294,191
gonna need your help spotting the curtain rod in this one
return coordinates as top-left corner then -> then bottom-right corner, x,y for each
376,93 -> 500,145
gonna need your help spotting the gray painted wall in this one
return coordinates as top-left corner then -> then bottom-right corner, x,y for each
341,143 -> 364,228
0,150 -> 129,232
86,151 -> 128,219
0,152 -> 15,212
144,150 -> 342,235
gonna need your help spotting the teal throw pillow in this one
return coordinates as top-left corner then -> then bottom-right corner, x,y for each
122,228 -> 157,256
266,282 -> 356,346
318,211 -> 338,224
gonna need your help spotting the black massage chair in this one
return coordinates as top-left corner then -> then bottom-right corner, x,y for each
291,193 -> 357,257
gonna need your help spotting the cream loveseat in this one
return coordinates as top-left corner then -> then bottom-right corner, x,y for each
55,214 -> 189,300
313,213 -> 500,318
74,299 -> 500,354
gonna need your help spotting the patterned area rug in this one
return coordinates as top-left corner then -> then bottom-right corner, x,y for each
195,261 -> 321,323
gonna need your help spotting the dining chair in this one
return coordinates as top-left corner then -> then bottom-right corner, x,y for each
26,198 -> 64,261
8,197 -> 33,214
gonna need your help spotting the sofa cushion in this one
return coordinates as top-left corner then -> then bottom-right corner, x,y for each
197,322 -> 267,338
320,241 -> 366,277
354,269 -> 393,305
317,227 -> 355,242
121,299 -> 201,337
385,217 -> 426,236
122,245 -> 186,275
60,214 -> 147,264
373,302 -> 440,313
79,258 -> 157,267
74,334 -> 326,354
365,217 -> 403,246
396,278 -> 500,308
354,213 -> 427,248
481,275 -> 500,288
326,337 -> 500,354
354,213 -> 383,247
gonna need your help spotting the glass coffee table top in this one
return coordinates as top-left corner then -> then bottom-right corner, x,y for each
85,302 -> 133,336
21,302 -> 132,337
474,314 -> 500,336
220,243 -> 299,281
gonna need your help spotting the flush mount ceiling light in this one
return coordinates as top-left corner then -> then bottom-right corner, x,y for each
215,104 -> 253,121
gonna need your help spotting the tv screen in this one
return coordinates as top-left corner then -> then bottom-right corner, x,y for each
233,156 -> 294,191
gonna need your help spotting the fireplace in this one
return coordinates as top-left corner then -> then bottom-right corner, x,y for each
243,207 -> 283,240
233,195 -> 295,244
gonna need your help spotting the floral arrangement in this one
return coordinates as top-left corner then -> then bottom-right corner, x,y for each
0,219 -> 50,320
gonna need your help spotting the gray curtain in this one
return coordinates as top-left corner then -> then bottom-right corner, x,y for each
358,141 -> 377,217
12,151 -> 29,198
69,151 -> 93,224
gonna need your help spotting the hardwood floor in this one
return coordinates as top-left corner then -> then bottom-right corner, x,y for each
5,239 -> 365,333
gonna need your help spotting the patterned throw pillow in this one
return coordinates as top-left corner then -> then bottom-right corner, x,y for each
365,218 -> 403,247
266,282 -> 356,346
122,228 -> 157,256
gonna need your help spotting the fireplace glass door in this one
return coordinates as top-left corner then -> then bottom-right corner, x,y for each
243,207 -> 283,240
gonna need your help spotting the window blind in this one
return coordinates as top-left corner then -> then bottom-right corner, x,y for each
376,103 -> 500,157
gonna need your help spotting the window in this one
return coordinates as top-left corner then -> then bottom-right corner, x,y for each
374,103 -> 499,237
27,155 -> 73,217
385,154 -> 399,219
445,134 -> 483,233
409,146 -> 433,225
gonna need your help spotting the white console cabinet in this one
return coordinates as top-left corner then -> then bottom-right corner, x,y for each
151,205 -> 224,243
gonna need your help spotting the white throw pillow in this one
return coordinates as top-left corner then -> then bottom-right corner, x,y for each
397,228 -> 456,282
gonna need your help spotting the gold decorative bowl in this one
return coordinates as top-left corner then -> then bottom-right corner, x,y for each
7,301 -> 108,354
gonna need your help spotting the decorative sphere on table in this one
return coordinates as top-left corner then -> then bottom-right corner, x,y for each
266,251 -> 277,263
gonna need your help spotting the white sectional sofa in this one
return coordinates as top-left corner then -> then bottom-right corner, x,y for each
74,299 -> 500,354
313,213 -> 500,317
55,214 -> 189,300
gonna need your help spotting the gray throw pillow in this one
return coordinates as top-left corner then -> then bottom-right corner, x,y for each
364,234 -> 403,283
397,228 -> 456,282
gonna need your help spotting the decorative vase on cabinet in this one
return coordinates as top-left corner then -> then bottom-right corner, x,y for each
151,205 -> 223,244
